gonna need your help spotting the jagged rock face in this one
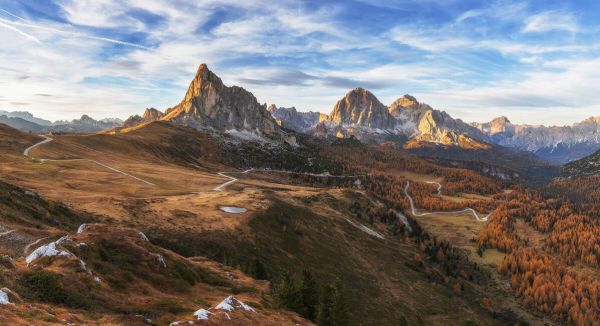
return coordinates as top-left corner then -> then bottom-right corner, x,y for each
268,105 -> 327,132
162,64 -> 282,141
123,108 -> 163,128
413,110 -> 489,148
473,116 -> 600,163
387,95 -> 489,146
472,116 -> 514,136
143,108 -> 163,121
328,88 -> 395,130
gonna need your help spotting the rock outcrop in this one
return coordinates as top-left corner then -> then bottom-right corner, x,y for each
413,109 -> 488,146
123,108 -> 163,128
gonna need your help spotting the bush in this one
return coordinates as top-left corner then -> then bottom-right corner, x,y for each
154,298 -> 188,314
21,270 -> 91,308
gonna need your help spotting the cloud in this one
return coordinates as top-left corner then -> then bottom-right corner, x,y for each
238,70 -> 318,86
523,11 -> 578,33
0,20 -> 40,43
455,1 -> 529,23
322,76 -> 389,90
0,17 -> 152,49
419,57 -> 600,125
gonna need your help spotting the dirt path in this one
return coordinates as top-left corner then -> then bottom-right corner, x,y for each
404,181 -> 490,222
23,136 -> 156,186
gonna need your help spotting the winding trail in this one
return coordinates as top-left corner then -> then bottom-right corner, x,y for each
212,169 -> 363,192
426,181 -> 442,196
23,136 -> 156,186
23,135 -> 53,157
404,181 -> 490,222
213,169 -> 254,191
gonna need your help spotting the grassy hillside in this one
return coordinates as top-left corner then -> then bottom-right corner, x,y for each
149,189 -> 506,325
0,123 -> 42,153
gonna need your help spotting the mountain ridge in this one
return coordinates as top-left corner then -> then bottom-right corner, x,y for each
473,115 -> 600,163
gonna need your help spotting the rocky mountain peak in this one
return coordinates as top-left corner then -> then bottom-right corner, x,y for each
388,94 -> 433,118
328,88 -> 395,129
161,64 -> 293,144
492,116 -> 511,125
390,94 -> 418,109
79,114 -> 94,123
142,108 -> 163,120
123,108 -> 164,128
472,116 -> 515,136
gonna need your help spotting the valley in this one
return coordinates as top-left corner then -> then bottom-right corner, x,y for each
0,123 -> 563,325
0,64 -> 598,326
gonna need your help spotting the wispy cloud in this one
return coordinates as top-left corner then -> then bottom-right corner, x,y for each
0,16 -> 152,49
523,11 -> 578,33
0,20 -> 40,43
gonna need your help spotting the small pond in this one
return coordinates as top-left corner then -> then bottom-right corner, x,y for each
219,206 -> 247,214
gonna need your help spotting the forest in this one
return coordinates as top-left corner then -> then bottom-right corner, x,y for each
315,141 -> 600,326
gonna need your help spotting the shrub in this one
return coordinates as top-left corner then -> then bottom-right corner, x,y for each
21,270 -> 91,309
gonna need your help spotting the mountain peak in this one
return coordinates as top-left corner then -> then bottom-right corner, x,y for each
491,116 -> 511,125
389,94 -> 432,114
142,108 -> 163,120
328,88 -> 394,129
392,94 -> 418,107
388,94 -> 433,121
161,64 -> 294,144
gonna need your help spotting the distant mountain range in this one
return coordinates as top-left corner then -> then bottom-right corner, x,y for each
266,88 -> 490,149
5,63 -> 600,164
0,112 -> 122,134
472,116 -> 600,163
268,88 -> 600,163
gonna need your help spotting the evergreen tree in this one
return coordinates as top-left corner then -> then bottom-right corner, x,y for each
317,279 -> 348,326
317,283 -> 334,326
274,272 -> 301,311
330,279 -> 349,325
299,269 -> 318,320
243,258 -> 268,280
398,315 -> 408,326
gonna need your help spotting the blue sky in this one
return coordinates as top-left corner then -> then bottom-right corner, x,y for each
1,0 -> 599,125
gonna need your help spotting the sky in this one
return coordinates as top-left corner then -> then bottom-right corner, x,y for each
1,0 -> 600,125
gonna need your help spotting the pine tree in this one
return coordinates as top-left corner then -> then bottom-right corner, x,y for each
317,279 -> 348,326
300,269 -> 318,321
398,315 -> 408,326
317,284 -> 334,326
330,279 -> 349,326
274,272 -> 301,311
